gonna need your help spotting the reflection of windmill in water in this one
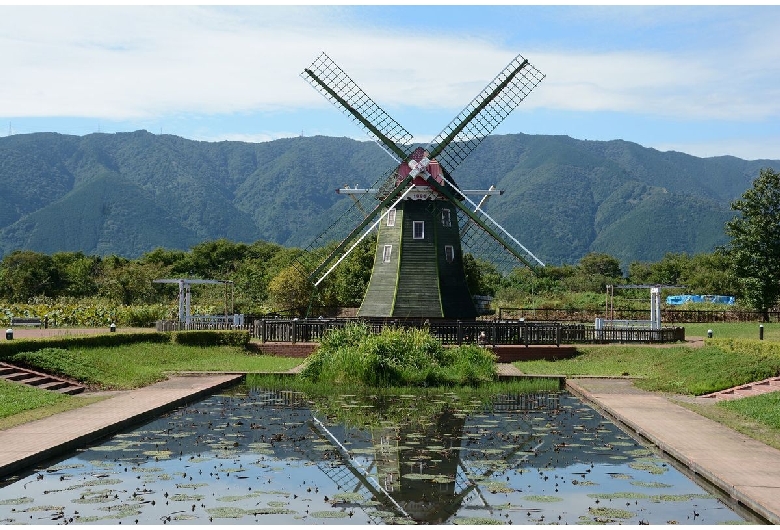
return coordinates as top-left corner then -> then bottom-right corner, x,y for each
307,392 -> 562,524
299,53 -> 546,319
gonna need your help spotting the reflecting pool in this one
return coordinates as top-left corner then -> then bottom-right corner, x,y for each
0,385 -> 759,524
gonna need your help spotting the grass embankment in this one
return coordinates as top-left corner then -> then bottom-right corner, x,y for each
0,379 -> 107,430
1,341 -> 301,428
9,343 -> 301,390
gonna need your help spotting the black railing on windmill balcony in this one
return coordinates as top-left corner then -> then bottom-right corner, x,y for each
249,318 -> 685,345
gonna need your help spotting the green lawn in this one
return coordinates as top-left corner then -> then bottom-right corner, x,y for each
9,343 -> 302,390
1,343 -> 302,426
683,322 -> 780,341
0,380 -> 108,429
0,378 -> 68,418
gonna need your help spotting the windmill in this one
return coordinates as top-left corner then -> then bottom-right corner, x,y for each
299,53 -> 545,319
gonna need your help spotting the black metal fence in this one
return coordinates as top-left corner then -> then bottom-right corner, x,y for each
250,318 -> 685,346
498,307 -> 780,323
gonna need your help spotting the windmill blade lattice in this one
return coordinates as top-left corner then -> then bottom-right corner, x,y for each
459,212 -> 538,275
428,54 -> 545,177
302,53 -> 413,162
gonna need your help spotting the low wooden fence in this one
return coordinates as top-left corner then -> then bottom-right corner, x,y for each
250,318 -> 685,346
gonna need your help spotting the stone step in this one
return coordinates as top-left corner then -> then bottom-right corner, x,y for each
2,372 -> 37,382
21,376 -> 56,386
0,362 -> 86,395
701,375 -> 780,401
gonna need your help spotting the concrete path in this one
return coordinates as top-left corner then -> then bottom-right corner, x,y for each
568,377 -> 780,524
0,374 -> 242,479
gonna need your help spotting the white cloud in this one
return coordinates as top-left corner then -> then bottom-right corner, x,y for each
1,5 -> 779,161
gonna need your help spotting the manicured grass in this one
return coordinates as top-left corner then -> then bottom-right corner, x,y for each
718,392 -> 780,430
0,379 -> 68,419
10,343 -> 302,390
0,380 -> 107,429
683,322 -> 780,341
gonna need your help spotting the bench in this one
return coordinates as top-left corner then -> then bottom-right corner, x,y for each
10,317 -> 42,327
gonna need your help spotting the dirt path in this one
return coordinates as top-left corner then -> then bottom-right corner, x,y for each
4,327 -> 157,340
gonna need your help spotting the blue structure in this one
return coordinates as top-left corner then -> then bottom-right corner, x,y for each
665,294 -> 735,305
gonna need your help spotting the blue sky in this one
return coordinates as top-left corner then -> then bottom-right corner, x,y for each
2,5 -> 779,160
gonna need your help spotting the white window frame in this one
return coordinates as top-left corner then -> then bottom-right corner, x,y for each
386,208 -> 396,227
382,244 -> 392,263
444,245 -> 455,263
441,209 -> 451,227
413,221 -> 425,239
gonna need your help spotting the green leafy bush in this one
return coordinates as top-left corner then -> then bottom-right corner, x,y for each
0,331 -> 249,361
300,323 -> 497,387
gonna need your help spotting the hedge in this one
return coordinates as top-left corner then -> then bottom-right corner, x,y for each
0,330 -> 250,360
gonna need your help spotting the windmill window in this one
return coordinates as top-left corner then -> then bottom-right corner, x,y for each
383,245 -> 392,263
445,245 -> 455,263
413,221 -> 425,239
387,208 -> 396,227
441,209 -> 451,227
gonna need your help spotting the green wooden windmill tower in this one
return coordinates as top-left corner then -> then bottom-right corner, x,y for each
300,53 -> 546,319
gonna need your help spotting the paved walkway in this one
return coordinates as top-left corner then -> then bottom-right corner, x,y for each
568,377 -> 780,524
0,374 -> 242,479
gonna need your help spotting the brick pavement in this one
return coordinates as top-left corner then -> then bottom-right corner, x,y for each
0,374 -> 242,479
568,377 -> 780,524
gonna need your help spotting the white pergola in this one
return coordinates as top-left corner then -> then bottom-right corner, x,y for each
153,278 -> 233,325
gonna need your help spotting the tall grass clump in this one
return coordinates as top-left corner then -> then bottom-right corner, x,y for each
300,323 -> 497,387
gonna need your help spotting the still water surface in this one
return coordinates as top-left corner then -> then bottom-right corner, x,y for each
0,385 -> 757,524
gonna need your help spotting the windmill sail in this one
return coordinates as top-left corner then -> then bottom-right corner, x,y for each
429,55 -> 545,178
301,53 -> 413,162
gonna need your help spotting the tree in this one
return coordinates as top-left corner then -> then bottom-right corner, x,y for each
0,250 -> 58,303
463,254 -> 501,297
268,265 -> 313,315
578,252 -> 622,278
724,168 -> 780,320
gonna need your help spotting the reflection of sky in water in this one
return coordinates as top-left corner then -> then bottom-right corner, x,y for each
0,388 -> 758,525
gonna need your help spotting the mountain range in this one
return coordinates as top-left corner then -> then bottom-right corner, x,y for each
0,130 -> 777,266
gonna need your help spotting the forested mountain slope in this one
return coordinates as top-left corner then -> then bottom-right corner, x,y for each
0,130 -> 776,265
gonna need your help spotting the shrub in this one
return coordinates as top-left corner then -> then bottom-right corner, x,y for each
169,330 -> 250,347
300,323 -> 497,388
0,330 -> 250,360
0,332 -> 170,360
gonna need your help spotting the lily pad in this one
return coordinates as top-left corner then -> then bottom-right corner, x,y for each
310,510 -> 348,518
524,495 -> 564,502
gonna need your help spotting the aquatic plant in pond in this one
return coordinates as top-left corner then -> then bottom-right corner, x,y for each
0,386 -> 756,525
